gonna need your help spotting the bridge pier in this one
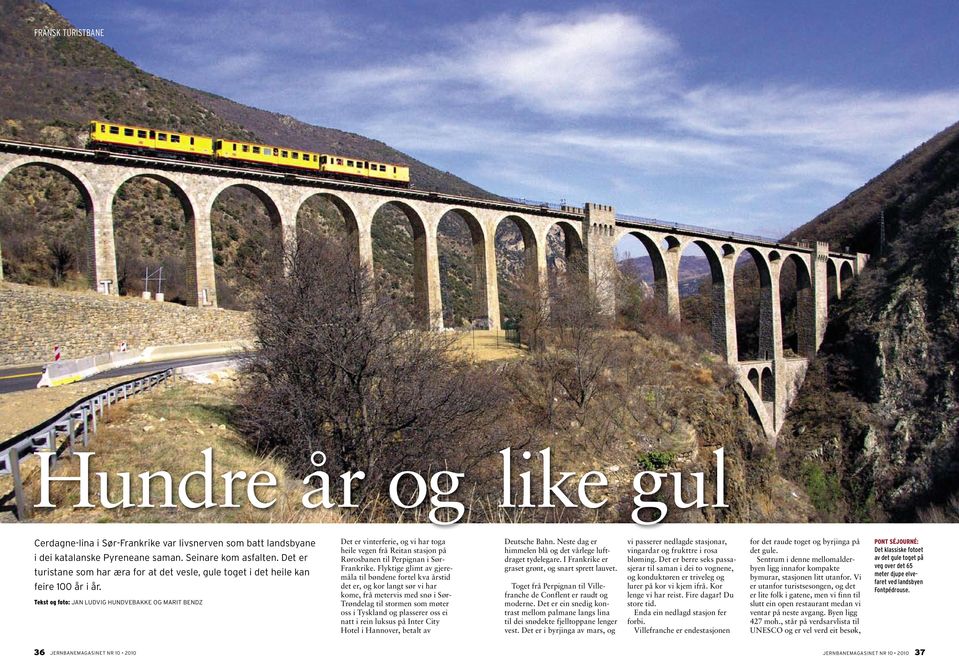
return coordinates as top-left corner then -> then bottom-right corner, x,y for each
583,203 -> 618,315
418,217 -> 444,330
356,226 -> 374,276
91,192 -> 119,296
717,254 -> 738,363
663,243 -> 682,321
534,226 -> 549,300
190,204 -> 218,308
810,242 -> 830,352
760,255 -> 781,362
478,220 -> 500,329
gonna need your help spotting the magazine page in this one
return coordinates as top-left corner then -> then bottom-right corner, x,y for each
1,1 -> 956,654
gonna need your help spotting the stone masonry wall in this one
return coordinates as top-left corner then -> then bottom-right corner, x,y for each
0,282 -> 253,365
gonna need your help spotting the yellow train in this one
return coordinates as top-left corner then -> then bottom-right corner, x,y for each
88,120 -> 411,186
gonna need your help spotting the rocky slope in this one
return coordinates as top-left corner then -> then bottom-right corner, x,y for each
778,118 -> 959,521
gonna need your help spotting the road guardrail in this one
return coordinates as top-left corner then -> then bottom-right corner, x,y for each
0,368 -> 174,520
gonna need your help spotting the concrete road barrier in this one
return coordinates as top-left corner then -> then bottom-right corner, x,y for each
37,349 -> 144,387
37,340 -> 251,388
142,340 -> 252,362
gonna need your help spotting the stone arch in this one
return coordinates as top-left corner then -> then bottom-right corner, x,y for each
293,190 -> 360,237
0,158 -> 96,207
739,371 -> 775,439
108,170 -> 194,213
761,367 -> 774,402
436,207 -> 491,328
293,190 -> 362,271
494,214 -> 540,329
778,253 -> 814,357
0,159 -> 99,289
840,260 -> 854,292
545,220 -> 585,293
110,171 -> 202,305
734,247 -> 774,361
827,258 -> 839,303
747,368 -> 760,394
679,239 -> 727,355
550,220 -> 584,259
495,214 -> 538,262
370,199 -> 431,326
205,181 -> 286,309
615,230 -> 669,316
204,180 -> 283,229
663,235 -> 682,252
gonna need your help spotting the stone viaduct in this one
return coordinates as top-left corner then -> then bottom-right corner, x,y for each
0,141 -> 866,440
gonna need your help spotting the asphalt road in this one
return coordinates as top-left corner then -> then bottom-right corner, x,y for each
0,354 -> 241,395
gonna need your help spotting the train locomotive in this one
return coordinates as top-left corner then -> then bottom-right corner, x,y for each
87,120 -> 411,187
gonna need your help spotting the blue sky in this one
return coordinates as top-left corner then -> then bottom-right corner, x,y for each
52,1 -> 959,238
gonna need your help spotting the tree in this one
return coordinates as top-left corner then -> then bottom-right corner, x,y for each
47,239 -> 75,286
505,266 -> 550,352
504,258 -> 616,426
237,233 -> 502,501
543,259 -> 616,420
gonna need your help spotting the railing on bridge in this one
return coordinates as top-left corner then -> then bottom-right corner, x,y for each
506,196 -> 792,248
0,368 -> 174,520
616,213 -> 788,248
507,197 -> 579,212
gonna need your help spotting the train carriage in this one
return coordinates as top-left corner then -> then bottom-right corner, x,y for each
215,139 -> 320,172
320,154 -> 410,185
89,120 -> 214,157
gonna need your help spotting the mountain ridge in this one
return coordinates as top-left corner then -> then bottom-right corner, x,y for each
786,118 -> 959,254
0,0 -> 496,200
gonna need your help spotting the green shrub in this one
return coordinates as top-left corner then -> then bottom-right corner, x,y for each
801,461 -> 842,517
637,450 -> 676,470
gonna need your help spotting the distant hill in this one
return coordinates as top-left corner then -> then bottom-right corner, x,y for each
619,254 -> 711,297
778,116 -> 959,521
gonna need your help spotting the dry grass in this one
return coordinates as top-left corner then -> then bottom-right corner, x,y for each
0,373 -> 140,438
14,377 -> 342,523
453,329 -> 525,362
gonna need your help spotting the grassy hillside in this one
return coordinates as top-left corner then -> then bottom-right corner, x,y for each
14,334 -> 810,524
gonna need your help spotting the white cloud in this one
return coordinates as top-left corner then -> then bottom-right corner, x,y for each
319,9 -> 958,202
323,11 -> 676,116
673,85 -> 959,159
460,12 -> 676,114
